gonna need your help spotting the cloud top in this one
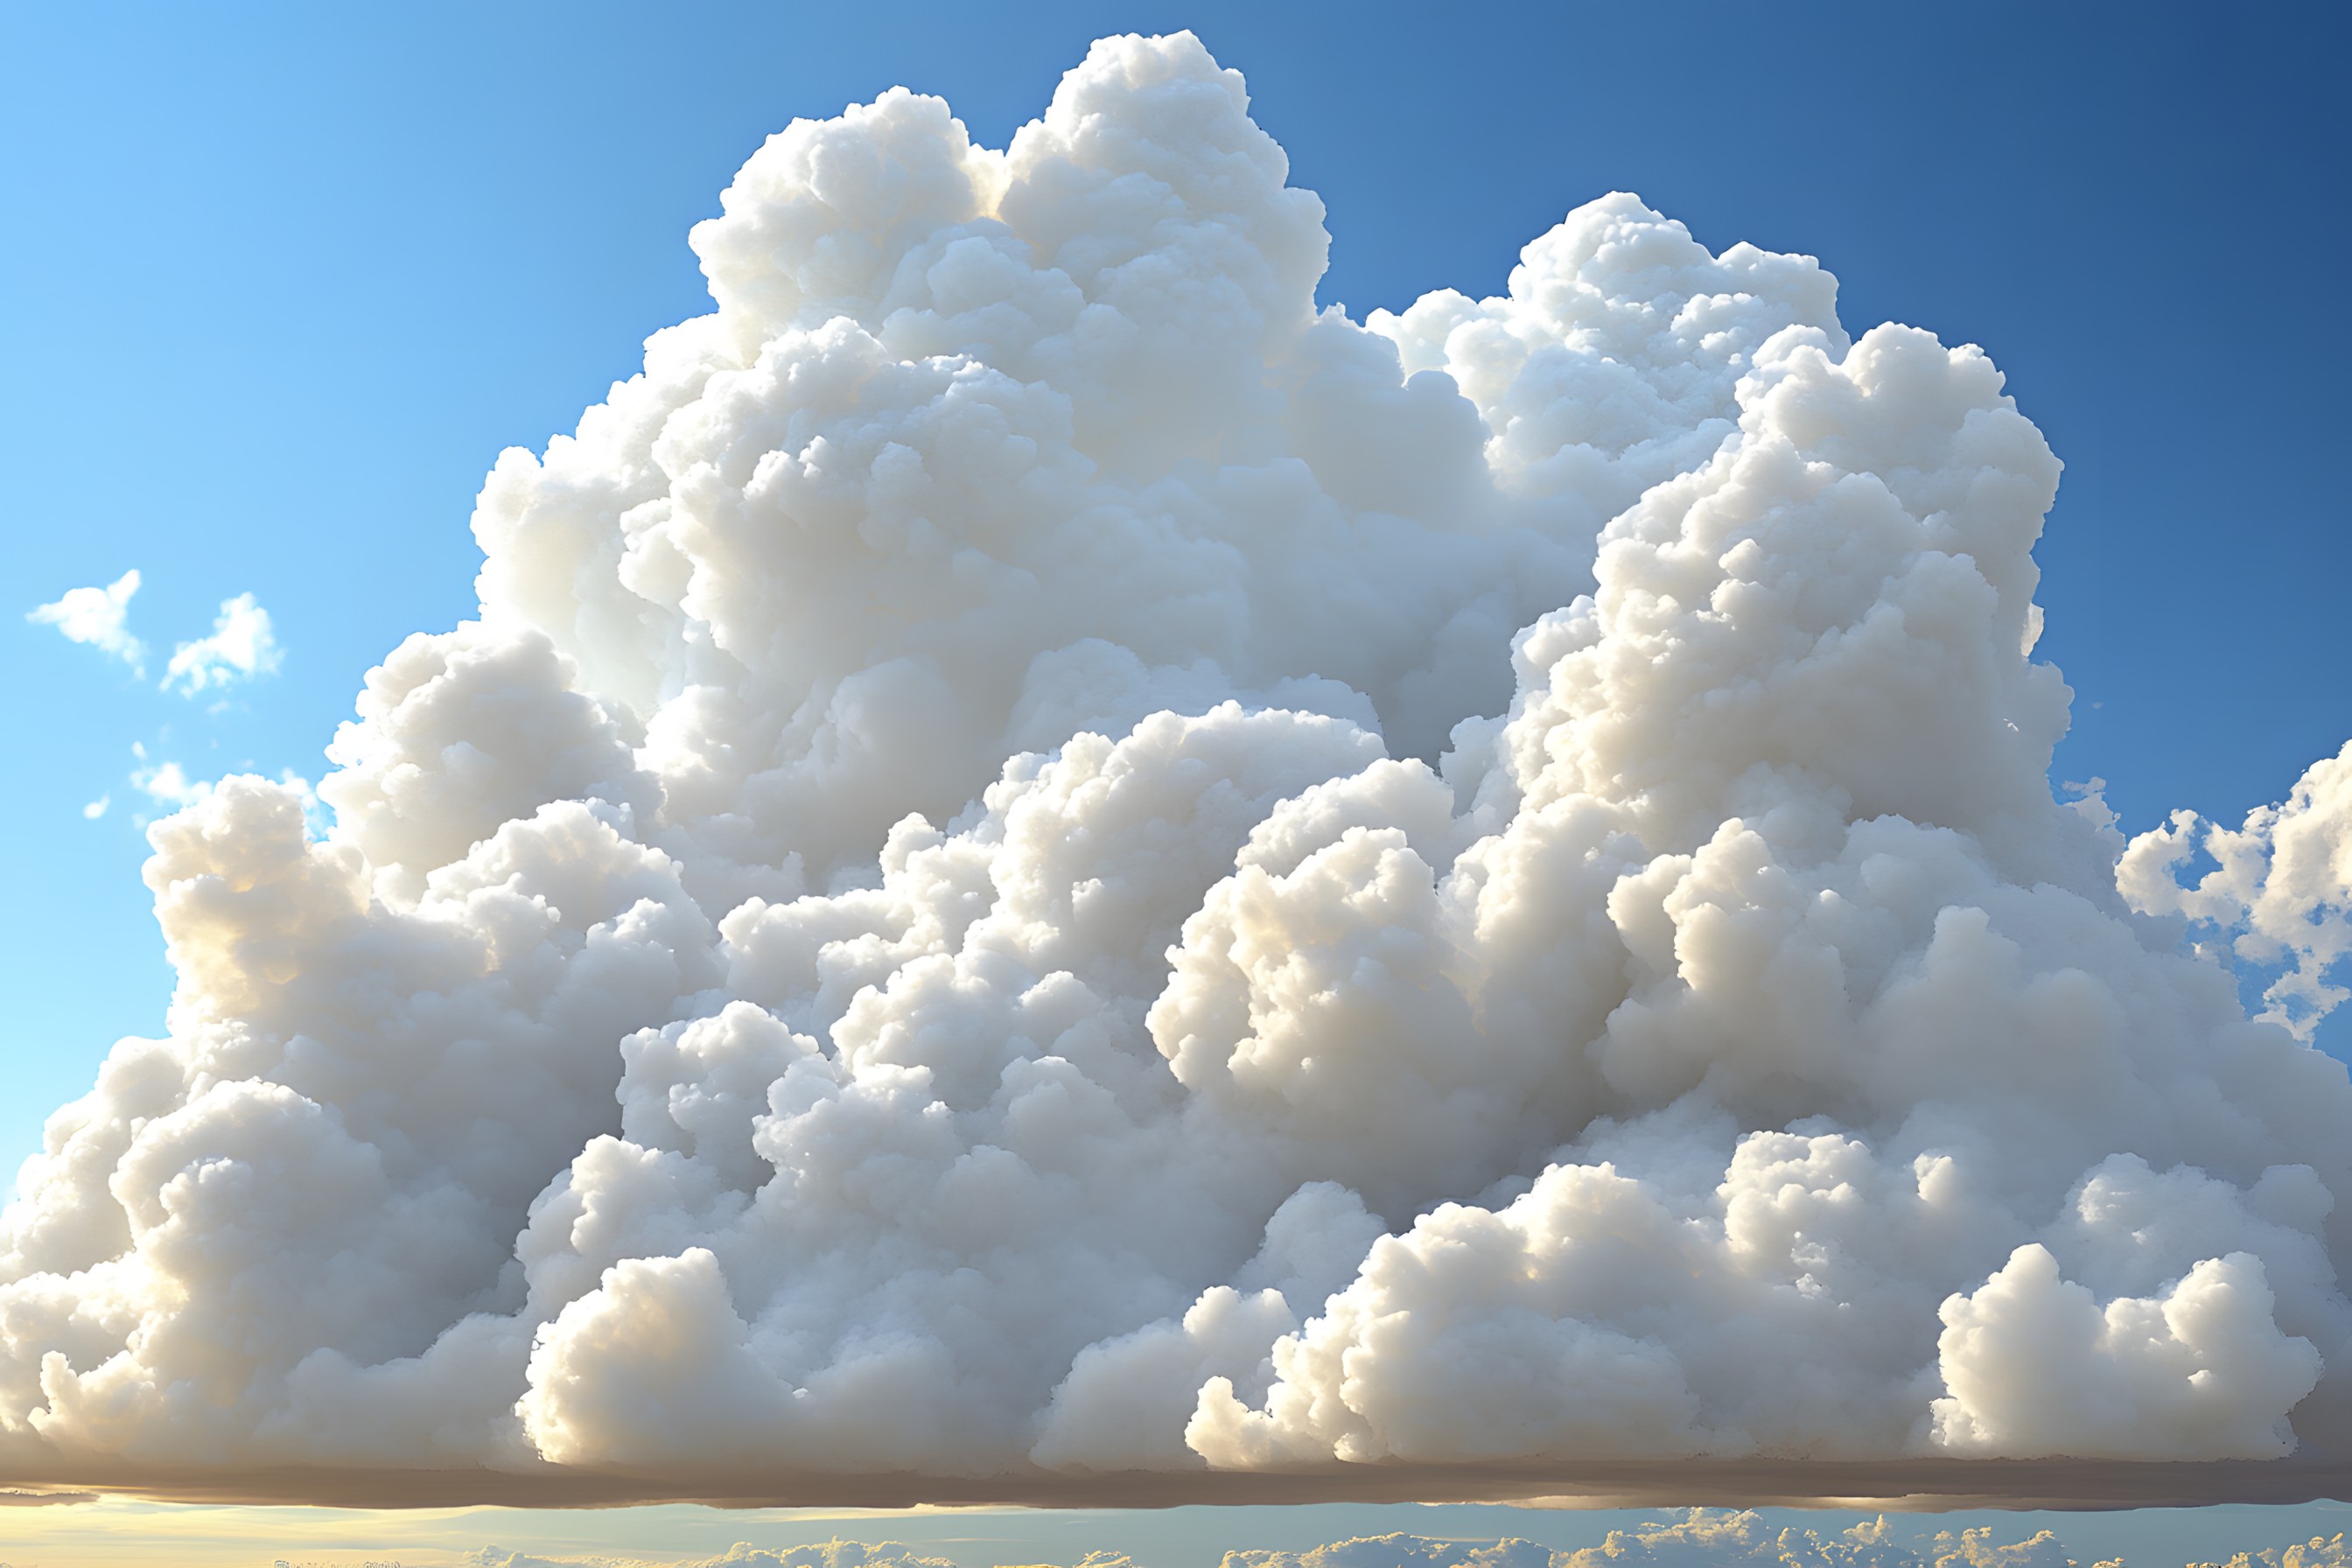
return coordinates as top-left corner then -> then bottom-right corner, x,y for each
4,32 -> 2350,1505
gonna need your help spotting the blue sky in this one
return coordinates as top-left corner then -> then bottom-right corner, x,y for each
4,0 -> 2348,1296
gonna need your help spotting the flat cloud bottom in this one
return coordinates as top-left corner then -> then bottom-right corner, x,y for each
2,1458 -> 2347,1512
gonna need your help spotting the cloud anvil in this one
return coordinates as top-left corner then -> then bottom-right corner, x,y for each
8,32 -> 2352,1506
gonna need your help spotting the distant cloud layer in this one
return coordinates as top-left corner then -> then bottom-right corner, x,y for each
414,1519 -> 2352,1568
4,32 -> 2351,1502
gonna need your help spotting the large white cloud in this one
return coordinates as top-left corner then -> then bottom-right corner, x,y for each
4,31 -> 2350,1502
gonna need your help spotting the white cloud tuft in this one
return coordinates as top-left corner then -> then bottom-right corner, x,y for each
130,757 -> 211,812
2,31 -> 2350,1501
2121,741 -> 2352,1040
26,570 -> 145,674
1931,1243 -> 2321,1458
80,795 -> 108,821
160,591 -> 282,696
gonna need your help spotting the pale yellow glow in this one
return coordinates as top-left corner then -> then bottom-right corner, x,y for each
0,1496 -> 970,1568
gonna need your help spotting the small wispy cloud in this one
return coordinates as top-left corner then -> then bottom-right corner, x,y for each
25,569 -> 145,675
80,794 -> 109,821
125,744 -> 317,827
26,573 -> 284,700
130,750 -> 211,811
162,592 -> 282,696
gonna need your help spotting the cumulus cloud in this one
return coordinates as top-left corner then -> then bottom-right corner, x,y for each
4,30 -> 2351,1504
161,590 -> 283,695
2121,741 -> 2352,1040
26,570 -> 145,674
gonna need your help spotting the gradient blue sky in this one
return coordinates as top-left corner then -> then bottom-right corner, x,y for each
5,0 -> 2348,1240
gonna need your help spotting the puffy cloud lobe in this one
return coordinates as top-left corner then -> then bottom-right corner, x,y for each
1932,1244 -> 2319,1458
4,29 -> 2351,1494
